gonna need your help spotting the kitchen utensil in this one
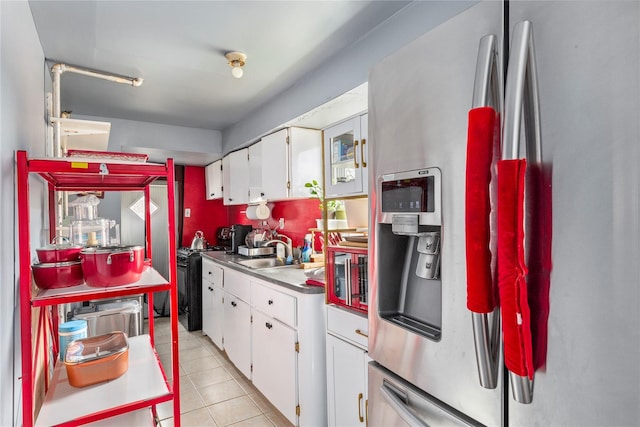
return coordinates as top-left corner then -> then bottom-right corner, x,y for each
31,260 -> 84,289
190,230 -> 205,250
80,245 -> 145,287
245,229 -> 266,248
229,224 -> 252,254
64,331 -> 129,388
36,236 -> 83,263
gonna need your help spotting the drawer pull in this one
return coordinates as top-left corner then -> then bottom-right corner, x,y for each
355,329 -> 368,338
231,301 -> 237,307
268,299 -> 274,305
265,322 -> 273,329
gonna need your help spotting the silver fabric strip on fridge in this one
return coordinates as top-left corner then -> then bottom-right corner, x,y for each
502,19 -> 542,404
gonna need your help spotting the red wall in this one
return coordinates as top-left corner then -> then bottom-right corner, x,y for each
227,198 -> 321,249
181,166 -> 228,247
181,166 -> 322,250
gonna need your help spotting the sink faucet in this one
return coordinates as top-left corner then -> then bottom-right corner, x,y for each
264,233 -> 293,259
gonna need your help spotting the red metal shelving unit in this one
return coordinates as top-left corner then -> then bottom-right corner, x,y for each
16,151 -> 181,426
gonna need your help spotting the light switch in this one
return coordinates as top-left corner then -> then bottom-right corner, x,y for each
185,208 -> 191,218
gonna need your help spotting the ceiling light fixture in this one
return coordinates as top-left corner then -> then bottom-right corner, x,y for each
225,51 -> 247,79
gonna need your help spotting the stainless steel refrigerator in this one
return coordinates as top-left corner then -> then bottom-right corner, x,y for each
368,1 -> 639,426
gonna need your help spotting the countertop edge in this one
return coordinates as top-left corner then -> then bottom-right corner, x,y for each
201,252 -> 325,295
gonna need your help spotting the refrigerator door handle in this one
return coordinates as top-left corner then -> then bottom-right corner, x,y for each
501,19 -> 541,404
503,20 -> 541,163
380,381 -> 429,427
472,34 -> 500,109
468,33 -> 501,390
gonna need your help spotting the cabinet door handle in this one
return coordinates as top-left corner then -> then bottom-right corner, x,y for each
231,301 -> 237,307
355,329 -> 368,338
358,392 -> 365,423
365,399 -> 369,426
361,138 -> 367,168
208,286 -> 213,291
268,299 -> 274,305
265,322 -> 273,329
354,140 -> 360,168
208,271 -> 212,275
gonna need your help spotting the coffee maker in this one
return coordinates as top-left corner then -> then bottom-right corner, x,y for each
229,224 -> 252,254
214,226 -> 232,251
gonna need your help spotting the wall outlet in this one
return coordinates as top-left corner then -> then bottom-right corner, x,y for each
279,218 -> 285,229
185,208 -> 191,218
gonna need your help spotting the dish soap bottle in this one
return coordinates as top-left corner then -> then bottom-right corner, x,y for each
302,234 -> 312,263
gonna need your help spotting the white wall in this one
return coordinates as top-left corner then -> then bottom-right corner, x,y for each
0,0 -> 48,425
221,1 -> 476,151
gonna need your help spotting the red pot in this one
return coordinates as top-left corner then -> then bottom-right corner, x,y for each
80,246 -> 145,287
32,261 -> 84,289
36,237 -> 83,263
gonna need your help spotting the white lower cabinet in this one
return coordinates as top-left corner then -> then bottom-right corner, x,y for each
201,257 -> 327,426
252,309 -> 298,425
224,293 -> 251,378
202,283 -> 224,350
202,259 -> 224,349
326,305 -> 370,426
223,268 -> 252,378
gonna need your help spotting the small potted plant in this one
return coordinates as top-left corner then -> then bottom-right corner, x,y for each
305,180 -> 342,226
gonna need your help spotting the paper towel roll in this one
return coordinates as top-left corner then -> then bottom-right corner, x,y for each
246,202 -> 270,220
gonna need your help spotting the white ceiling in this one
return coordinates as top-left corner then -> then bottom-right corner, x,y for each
28,1 -> 410,133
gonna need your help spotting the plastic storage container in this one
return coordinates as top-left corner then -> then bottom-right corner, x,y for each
58,319 -> 88,361
70,218 -> 112,246
64,332 -> 129,388
69,194 -> 100,220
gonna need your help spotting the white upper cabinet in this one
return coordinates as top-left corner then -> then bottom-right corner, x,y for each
222,127 -> 321,205
222,148 -> 249,205
324,113 -> 369,197
205,160 -> 223,200
288,127 -> 323,198
247,127 -> 322,202
259,128 -> 290,201
248,140 -> 265,202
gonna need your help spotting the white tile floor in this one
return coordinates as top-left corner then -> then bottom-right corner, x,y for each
147,317 -> 294,427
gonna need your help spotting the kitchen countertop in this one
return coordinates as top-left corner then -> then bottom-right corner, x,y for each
201,252 -> 325,295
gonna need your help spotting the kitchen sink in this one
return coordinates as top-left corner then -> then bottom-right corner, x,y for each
233,257 -> 296,270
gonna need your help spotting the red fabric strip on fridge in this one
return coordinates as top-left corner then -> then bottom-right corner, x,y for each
465,106 -> 498,313
498,159 -> 534,379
